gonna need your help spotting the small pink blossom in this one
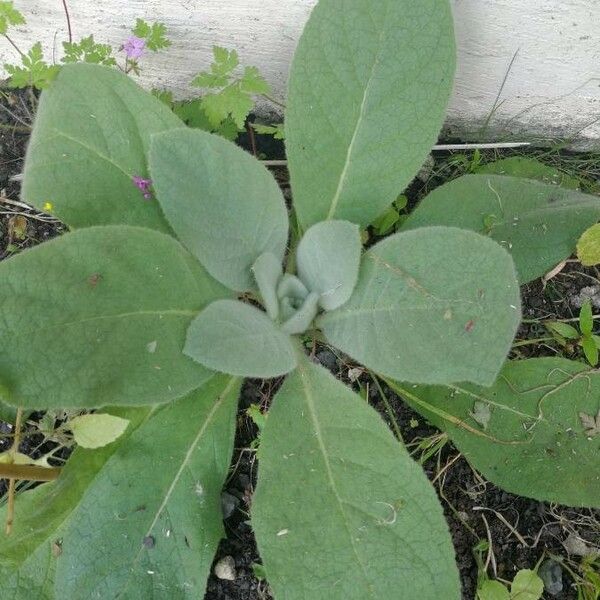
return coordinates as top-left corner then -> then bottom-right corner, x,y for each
132,175 -> 153,200
122,36 -> 146,60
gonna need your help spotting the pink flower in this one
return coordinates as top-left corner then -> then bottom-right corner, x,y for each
122,36 -> 146,60
132,175 -> 153,200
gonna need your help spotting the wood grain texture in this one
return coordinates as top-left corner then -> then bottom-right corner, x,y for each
3,0 -> 600,147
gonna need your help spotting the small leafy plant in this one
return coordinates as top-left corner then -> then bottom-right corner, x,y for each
0,0 -> 599,598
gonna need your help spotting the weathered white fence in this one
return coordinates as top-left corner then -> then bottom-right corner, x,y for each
3,0 -> 600,147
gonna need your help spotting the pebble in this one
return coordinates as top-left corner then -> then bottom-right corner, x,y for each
214,555 -> 236,581
539,559 -> 563,596
316,349 -> 338,371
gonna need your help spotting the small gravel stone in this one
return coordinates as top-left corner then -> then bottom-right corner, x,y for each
316,349 -> 338,372
214,555 -> 236,581
539,559 -> 563,596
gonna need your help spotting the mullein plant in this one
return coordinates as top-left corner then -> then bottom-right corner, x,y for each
0,0 -> 599,597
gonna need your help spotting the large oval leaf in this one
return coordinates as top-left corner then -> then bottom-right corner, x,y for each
150,129 -> 289,291
285,0 -> 455,229
54,375 -> 241,598
0,226 -> 228,409
252,356 -> 460,599
22,63 -> 181,232
402,174 -> 600,283
388,358 -> 600,508
319,226 -> 521,386
185,300 -> 297,378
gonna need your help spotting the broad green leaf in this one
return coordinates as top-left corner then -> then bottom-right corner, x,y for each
0,226 -> 228,409
476,157 -> 581,190
478,580 -> 510,600
577,223 -> 600,266
389,358 -> 600,507
285,0 -> 455,229
54,375 -> 241,599
510,570 -> 544,600
0,541 -> 56,599
252,356 -> 460,600
185,300 -> 297,377
69,413 -> 130,449
402,174 -> 600,283
296,220 -> 361,311
0,407 -> 151,568
150,128 -> 289,291
319,226 -> 521,386
22,63 -> 181,231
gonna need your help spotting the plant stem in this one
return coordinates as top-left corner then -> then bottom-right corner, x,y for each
261,93 -> 286,110
371,375 -> 403,442
511,336 -> 555,348
5,408 -> 22,535
3,33 -> 25,58
61,0 -> 73,43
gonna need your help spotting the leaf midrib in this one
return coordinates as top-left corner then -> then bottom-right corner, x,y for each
117,376 -> 238,598
298,360 -> 376,599
325,13 -> 389,221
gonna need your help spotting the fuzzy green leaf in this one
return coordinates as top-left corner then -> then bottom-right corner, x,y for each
476,157 -> 582,190
252,253 -> 284,320
252,356 -> 460,600
286,0 -> 455,229
150,128 -> 288,291
319,226 -> 521,386
69,413 -> 130,448
402,174 -> 600,283
391,358 -> 600,507
0,226 -> 228,409
296,220 -> 361,310
185,300 -> 296,378
22,63 -> 181,231
54,375 -> 240,598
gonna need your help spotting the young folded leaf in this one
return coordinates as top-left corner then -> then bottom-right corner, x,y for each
252,356 -> 461,600
402,174 -> 600,283
389,358 -> 600,507
185,300 -> 297,377
0,226 -> 228,409
150,128 -> 289,292
54,376 -> 240,598
296,220 -> 361,311
286,0 -> 456,229
319,226 -> 521,386
22,64 -> 181,232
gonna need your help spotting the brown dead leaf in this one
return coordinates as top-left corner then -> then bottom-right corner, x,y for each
8,215 -> 28,241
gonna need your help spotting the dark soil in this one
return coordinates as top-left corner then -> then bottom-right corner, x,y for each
1,84 -> 598,600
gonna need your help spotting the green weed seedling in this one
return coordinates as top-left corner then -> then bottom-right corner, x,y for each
546,300 -> 600,366
1,0 -> 599,598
